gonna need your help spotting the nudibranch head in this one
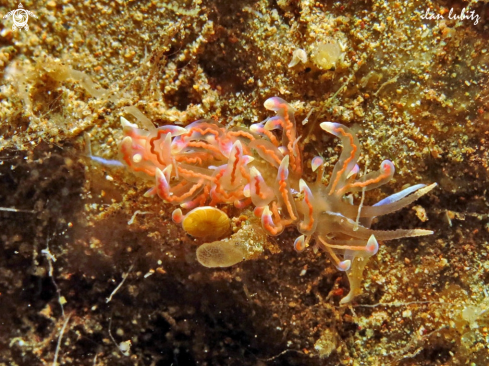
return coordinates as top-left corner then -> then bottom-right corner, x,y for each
180,206 -> 231,240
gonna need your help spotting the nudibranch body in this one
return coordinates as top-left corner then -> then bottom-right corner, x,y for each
118,97 -> 437,304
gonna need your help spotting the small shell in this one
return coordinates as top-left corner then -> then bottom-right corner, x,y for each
311,41 -> 342,70
288,48 -> 307,68
182,206 -> 230,240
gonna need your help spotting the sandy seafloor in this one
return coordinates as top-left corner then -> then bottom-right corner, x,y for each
0,0 -> 489,365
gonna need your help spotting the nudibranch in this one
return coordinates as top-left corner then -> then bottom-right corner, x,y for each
118,97 -> 437,304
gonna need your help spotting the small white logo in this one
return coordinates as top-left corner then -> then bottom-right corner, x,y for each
3,3 -> 38,31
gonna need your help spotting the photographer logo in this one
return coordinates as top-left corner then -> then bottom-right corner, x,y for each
3,3 -> 38,31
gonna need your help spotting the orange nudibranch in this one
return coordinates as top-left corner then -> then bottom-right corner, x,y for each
116,97 -> 437,304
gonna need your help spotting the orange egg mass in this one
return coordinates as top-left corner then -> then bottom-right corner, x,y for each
181,206 -> 231,240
